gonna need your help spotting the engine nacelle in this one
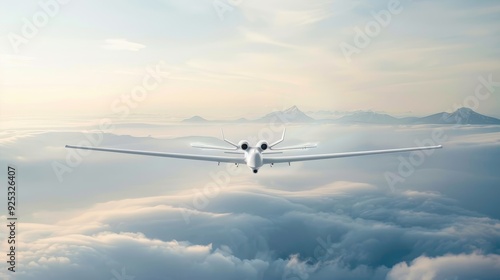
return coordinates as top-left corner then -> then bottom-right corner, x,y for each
257,140 -> 268,151
238,140 -> 250,151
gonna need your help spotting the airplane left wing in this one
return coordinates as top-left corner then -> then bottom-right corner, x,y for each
263,145 -> 442,164
65,145 -> 246,164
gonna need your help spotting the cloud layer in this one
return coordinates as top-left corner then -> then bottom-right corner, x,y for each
5,181 -> 500,279
1,123 -> 499,279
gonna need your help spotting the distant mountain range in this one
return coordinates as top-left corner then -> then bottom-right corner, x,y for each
182,106 -> 500,125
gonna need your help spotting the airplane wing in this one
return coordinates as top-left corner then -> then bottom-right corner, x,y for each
263,145 -> 442,164
270,143 -> 317,151
65,145 -> 246,164
191,144 -> 237,151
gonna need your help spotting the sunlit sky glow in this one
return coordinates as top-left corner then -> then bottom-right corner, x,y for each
1,0 -> 499,119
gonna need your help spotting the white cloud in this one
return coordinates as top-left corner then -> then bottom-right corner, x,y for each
388,253 -> 500,280
102,39 -> 146,51
2,125 -> 500,279
6,178 -> 500,279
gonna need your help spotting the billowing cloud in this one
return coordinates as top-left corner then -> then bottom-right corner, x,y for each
1,124 -> 499,279
4,180 -> 499,279
388,253 -> 500,280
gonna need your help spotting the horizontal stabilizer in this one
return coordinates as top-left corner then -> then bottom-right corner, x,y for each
191,144 -> 237,151
271,143 -> 317,151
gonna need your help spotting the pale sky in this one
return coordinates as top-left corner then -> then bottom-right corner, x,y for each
1,0 -> 499,119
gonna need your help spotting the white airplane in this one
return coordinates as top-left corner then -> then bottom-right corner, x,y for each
65,129 -> 442,174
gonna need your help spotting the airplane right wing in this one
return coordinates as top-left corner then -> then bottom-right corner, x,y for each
65,145 -> 246,164
263,145 -> 442,164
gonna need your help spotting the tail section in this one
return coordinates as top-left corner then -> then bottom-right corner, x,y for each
192,128 -> 316,151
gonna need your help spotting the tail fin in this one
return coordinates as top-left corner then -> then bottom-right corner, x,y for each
269,128 -> 286,148
221,129 -> 239,148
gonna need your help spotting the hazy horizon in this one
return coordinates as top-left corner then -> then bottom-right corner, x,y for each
1,121 -> 500,279
2,105 -> 500,123
1,0 -> 500,119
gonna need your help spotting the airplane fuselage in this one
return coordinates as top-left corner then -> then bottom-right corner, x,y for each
245,148 -> 264,173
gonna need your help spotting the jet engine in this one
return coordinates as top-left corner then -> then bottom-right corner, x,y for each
238,140 -> 250,151
257,140 -> 268,151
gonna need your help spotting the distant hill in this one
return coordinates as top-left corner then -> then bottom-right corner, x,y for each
414,107 -> 500,125
182,116 -> 209,123
180,107 -> 500,125
234,118 -> 250,123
